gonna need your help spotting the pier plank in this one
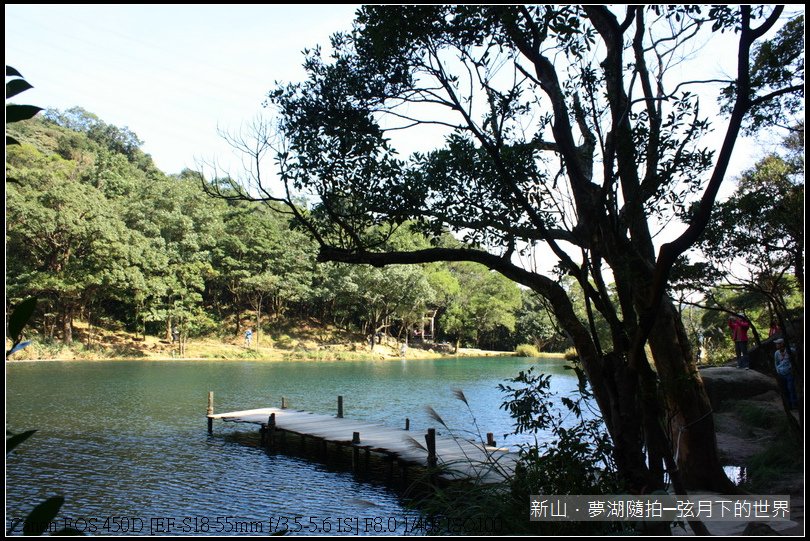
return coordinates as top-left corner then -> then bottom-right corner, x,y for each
212,407 -> 515,482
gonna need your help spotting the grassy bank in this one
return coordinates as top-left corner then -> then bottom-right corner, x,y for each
7,321 -> 551,362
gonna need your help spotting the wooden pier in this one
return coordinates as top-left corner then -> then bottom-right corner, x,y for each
207,393 -> 516,485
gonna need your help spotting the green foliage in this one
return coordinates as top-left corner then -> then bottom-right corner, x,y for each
44,107 -> 146,163
720,14 -> 804,134
6,69 -> 82,536
5,66 -> 42,146
411,366 -> 622,534
6,135 -> 155,343
683,127 -> 805,360
736,403 -> 773,431
8,112 -> 526,348
697,148 -> 803,280
740,417 -> 802,493
499,367 -> 620,506
439,262 -> 521,349
515,291 -> 567,352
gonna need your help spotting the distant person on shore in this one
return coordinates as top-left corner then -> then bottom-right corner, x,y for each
769,319 -> 782,338
244,328 -> 253,347
400,342 -> 407,358
171,325 -> 180,344
773,338 -> 797,409
728,316 -> 750,369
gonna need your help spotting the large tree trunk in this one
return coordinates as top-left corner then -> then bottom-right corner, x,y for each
558,308 -> 663,494
61,305 -> 73,345
611,246 -> 734,492
255,295 -> 262,347
646,299 -> 737,492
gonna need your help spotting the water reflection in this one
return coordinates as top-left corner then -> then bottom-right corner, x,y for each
724,465 -> 748,485
7,356 -> 577,535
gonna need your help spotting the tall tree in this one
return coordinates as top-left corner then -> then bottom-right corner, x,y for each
211,6 -> 802,496
439,262 -> 521,351
678,125 -> 804,346
692,126 -> 804,294
515,289 -> 566,352
6,140 -> 149,344
683,126 -> 804,428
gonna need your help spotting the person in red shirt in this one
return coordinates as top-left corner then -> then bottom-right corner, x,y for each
728,316 -> 751,369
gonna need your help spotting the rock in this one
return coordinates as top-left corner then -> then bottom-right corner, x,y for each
742,522 -> 780,535
699,367 -> 779,409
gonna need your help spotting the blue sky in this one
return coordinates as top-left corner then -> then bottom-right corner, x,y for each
6,5 -> 793,188
7,5 -> 799,279
6,5 -> 361,174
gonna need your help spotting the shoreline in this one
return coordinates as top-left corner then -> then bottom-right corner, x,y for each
7,321 -> 566,364
6,346 -> 565,364
6,329 -> 566,363
7,352 -> 565,363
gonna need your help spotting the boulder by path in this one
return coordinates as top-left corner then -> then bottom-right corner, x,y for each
700,364 -> 802,488
698,366 -> 779,408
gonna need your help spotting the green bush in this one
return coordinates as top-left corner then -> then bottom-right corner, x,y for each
515,343 -> 540,357
563,347 -> 578,361
737,403 -> 773,430
409,367 -> 625,535
742,428 -> 803,492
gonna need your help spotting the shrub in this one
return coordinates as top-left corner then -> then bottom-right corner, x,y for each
742,426 -> 803,492
408,365 -> 625,535
515,343 -> 540,357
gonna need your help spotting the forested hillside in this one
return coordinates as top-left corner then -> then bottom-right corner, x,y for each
7,109 -> 561,352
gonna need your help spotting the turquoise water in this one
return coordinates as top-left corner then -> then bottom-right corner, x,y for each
6,356 -> 579,535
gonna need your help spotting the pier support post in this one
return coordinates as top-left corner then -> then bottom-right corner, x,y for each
281,397 -> 288,409
486,432 -> 495,447
405,418 -> 410,431
363,448 -> 370,480
425,428 -> 437,469
351,432 -> 361,473
337,396 -> 343,418
385,455 -> 394,484
268,413 -> 276,449
207,391 -> 214,434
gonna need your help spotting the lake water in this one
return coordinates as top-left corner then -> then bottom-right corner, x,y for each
6,356 -> 580,535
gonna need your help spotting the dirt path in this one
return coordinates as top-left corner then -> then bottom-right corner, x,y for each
700,366 -> 804,535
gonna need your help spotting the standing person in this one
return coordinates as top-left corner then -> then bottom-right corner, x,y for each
171,325 -> 181,358
728,316 -> 751,369
244,328 -> 253,347
400,342 -> 407,358
773,338 -> 797,409
769,319 -> 782,338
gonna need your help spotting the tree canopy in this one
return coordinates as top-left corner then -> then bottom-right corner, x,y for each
7,111 -> 531,352
209,5 -> 803,497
